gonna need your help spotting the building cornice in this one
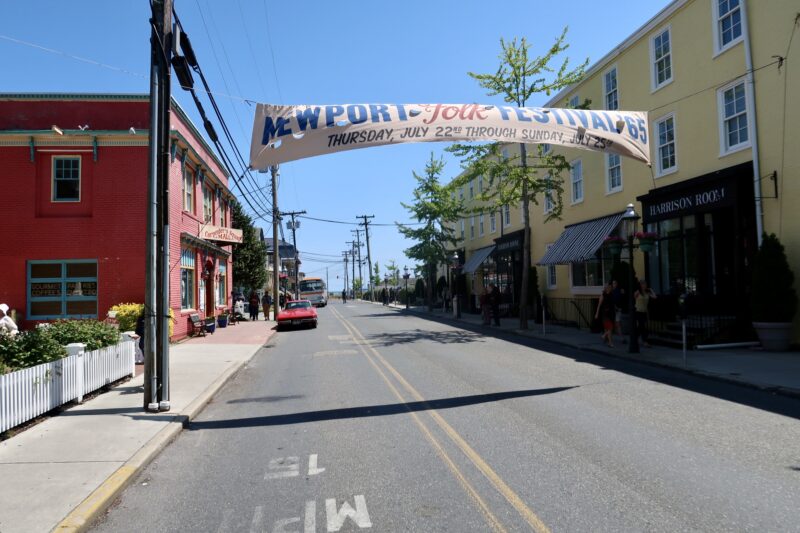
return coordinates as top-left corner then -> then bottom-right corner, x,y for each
0,93 -> 148,101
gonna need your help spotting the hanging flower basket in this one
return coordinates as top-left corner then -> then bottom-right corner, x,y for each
635,231 -> 658,253
603,236 -> 625,256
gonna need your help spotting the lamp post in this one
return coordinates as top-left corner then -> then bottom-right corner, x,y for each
403,266 -> 410,310
621,203 -> 641,354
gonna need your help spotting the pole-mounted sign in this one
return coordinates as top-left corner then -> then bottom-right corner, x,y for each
250,103 -> 650,169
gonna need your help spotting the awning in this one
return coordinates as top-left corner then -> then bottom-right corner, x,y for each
180,232 -> 231,257
537,211 -> 625,265
462,245 -> 496,274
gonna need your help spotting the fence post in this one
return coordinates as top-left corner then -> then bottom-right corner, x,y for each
66,343 -> 86,403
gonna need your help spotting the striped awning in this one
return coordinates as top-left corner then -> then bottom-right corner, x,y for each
537,211 -> 625,265
462,245 -> 496,273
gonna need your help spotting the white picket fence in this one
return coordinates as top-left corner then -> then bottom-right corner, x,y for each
0,339 -> 135,433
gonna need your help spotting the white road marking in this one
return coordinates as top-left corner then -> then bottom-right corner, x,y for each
312,350 -> 358,357
307,454 -> 325,476
250,505 -> 264,533
265,456 -> 300,479
327,335 -> 352,341
325,495 -> 372,531
304,500 -> 316,533
272,516 -> 301,533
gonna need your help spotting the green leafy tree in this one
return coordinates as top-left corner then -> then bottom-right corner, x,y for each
352,277 -> 363,296
372,262 -> 381,290
448,30 -> 587,329
398,154 -> 462,311
386,260 -> 400,286
231,200 -> 268,293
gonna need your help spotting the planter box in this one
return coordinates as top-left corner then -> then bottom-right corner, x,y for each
217,316 -> 228,328
753,322 -> 793,351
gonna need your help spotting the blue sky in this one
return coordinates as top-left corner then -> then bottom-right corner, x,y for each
1,0 -> 667,290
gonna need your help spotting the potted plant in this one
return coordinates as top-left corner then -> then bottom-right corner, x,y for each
751,233 -> 797,351
603,236 -> 625,256
635,231 -> 658,253
217,312 -> 229,328
205,315 -> 216,334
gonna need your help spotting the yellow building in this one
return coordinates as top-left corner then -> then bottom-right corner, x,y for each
451,0 -> 800,343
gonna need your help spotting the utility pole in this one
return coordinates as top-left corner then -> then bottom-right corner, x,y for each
346,240 -> 357,297
351,229 -> 363,298
357,215 -> 375,301
270,166 -> 280,318
342,251 -> 349,300
145,0 -> 172,411
281,210 -> 306,299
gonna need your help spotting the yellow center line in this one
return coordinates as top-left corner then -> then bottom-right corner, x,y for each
330,306 -> 507,533
331,305 -> 552,533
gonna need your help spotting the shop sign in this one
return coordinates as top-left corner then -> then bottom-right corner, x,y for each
250,103 -> 651,168
644,183 -> 735,221
199,225 -> 243,244
495,238 -> 521,253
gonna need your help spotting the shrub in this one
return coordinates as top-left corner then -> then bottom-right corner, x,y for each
751,233 -> 798,322
108,302 -> 175,337
0,328 -> 66,373
46,320 -> 120,351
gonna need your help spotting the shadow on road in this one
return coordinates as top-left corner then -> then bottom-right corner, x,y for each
186,386 -> 576,430
227,394 -> 305,404
366,328 -> 485,347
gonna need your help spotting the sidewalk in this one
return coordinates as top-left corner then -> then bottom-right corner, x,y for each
0,318 -> 276,533
380,301 -> 800,399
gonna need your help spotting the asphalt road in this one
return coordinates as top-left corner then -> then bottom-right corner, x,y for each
92,301 -> 800,532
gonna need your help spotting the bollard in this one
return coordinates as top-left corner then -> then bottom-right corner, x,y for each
66,343 -> 86,403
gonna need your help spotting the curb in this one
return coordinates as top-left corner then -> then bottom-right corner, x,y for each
52,333 -> 274,532
399,305 -> 800,400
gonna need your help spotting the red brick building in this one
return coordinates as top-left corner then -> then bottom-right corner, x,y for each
0,93 -> 236,339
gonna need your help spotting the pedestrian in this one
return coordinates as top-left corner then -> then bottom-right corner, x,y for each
0,303 -> 19,336
279,291 -> 286,309
595,283 -> 616,347
262,292 -> 272,321
248,291 -> 259,321
489,283 -> 501,326
342,289 -> 347,304
634,280 -> 657,347
611,279 -> 626,344
134,309 -> 145,363
480,286 -> 491,325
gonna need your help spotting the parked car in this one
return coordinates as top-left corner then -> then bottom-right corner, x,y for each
276,300 -> 318,330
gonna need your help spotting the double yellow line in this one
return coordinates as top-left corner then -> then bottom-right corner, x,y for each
330,306 -> 550,533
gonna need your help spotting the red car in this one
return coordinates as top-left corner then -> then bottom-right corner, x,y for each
277,300 -> 318,330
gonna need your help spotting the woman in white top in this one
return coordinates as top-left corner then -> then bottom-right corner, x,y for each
0,303 -> 19,336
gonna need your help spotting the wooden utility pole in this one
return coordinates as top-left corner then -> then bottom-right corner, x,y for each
357,215 -> 375,301
270,166 -> 280,318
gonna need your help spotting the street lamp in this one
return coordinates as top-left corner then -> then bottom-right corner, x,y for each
403,265 -> 410,310
621,203 -> 641,354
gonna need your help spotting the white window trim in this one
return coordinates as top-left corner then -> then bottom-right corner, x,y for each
568,95 -> 580,108
570,159 -> 584,205
717,77 -> 752,157
605,153 -> 623,194
602,64 -> 619,111
650,24 -> 674,93
51,156 -> 82,203
712,0 -> 744,58
479,213 -> 485,236
543,174 -> 554,214
490,211 -> 497,233
654,112 -> 679,178
503,204 -> 511,226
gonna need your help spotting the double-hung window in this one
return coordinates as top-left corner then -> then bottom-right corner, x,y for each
470,216 -> 475,239
655,114 -> 677,176
570,160 -> 583,204
203,186 -> 213,223
180,248 -> 196,310
479,214 -> 485,236
545,244 -> 557,289
217,262 -> 227,306
183,168 -> 195,213
718,80 -> 749,154
604,67 -> 618,110
607,154 -> 622,192
568,95 -> 580,108
503,204 -> 511,227
52,157 -> 81,202
544,174 -> 554,214
220,200 -> 228,227
651,27 -> 672,90
714,0 -> 742,55
490,211 -> 496,233
460,219 -> 465,240
478,175 -> 483,194
28,260 -> 98,319
469,180 -> 474,199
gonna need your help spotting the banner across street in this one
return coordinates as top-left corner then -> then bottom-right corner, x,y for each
250,103 -> 650,169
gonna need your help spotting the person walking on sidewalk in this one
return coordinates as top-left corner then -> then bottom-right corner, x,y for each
634,280 -> 657,347
595,283 -> 616,347
611,279 -> 626,344
480,286 -> 491,325
0,303 -> 19,336
262,292 -> 272,321
489,283 -> 501,326
342,289 -> 347,304
248,291 -> 260,321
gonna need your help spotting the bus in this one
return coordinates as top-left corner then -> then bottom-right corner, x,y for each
298,277 -> 327,307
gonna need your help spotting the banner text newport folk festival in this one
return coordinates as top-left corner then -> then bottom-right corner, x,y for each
260,103 -> 648,150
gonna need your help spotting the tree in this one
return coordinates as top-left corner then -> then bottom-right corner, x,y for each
448,30 -> 587,329
371,262 -> 381,289
386,260 -> 400,286
398,154 -> 462,311
231,200 -> 268,293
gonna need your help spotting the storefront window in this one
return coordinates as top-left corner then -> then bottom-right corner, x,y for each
180,248 -> 196,309
28,260 -> 98,319
217,263 -> 227,306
